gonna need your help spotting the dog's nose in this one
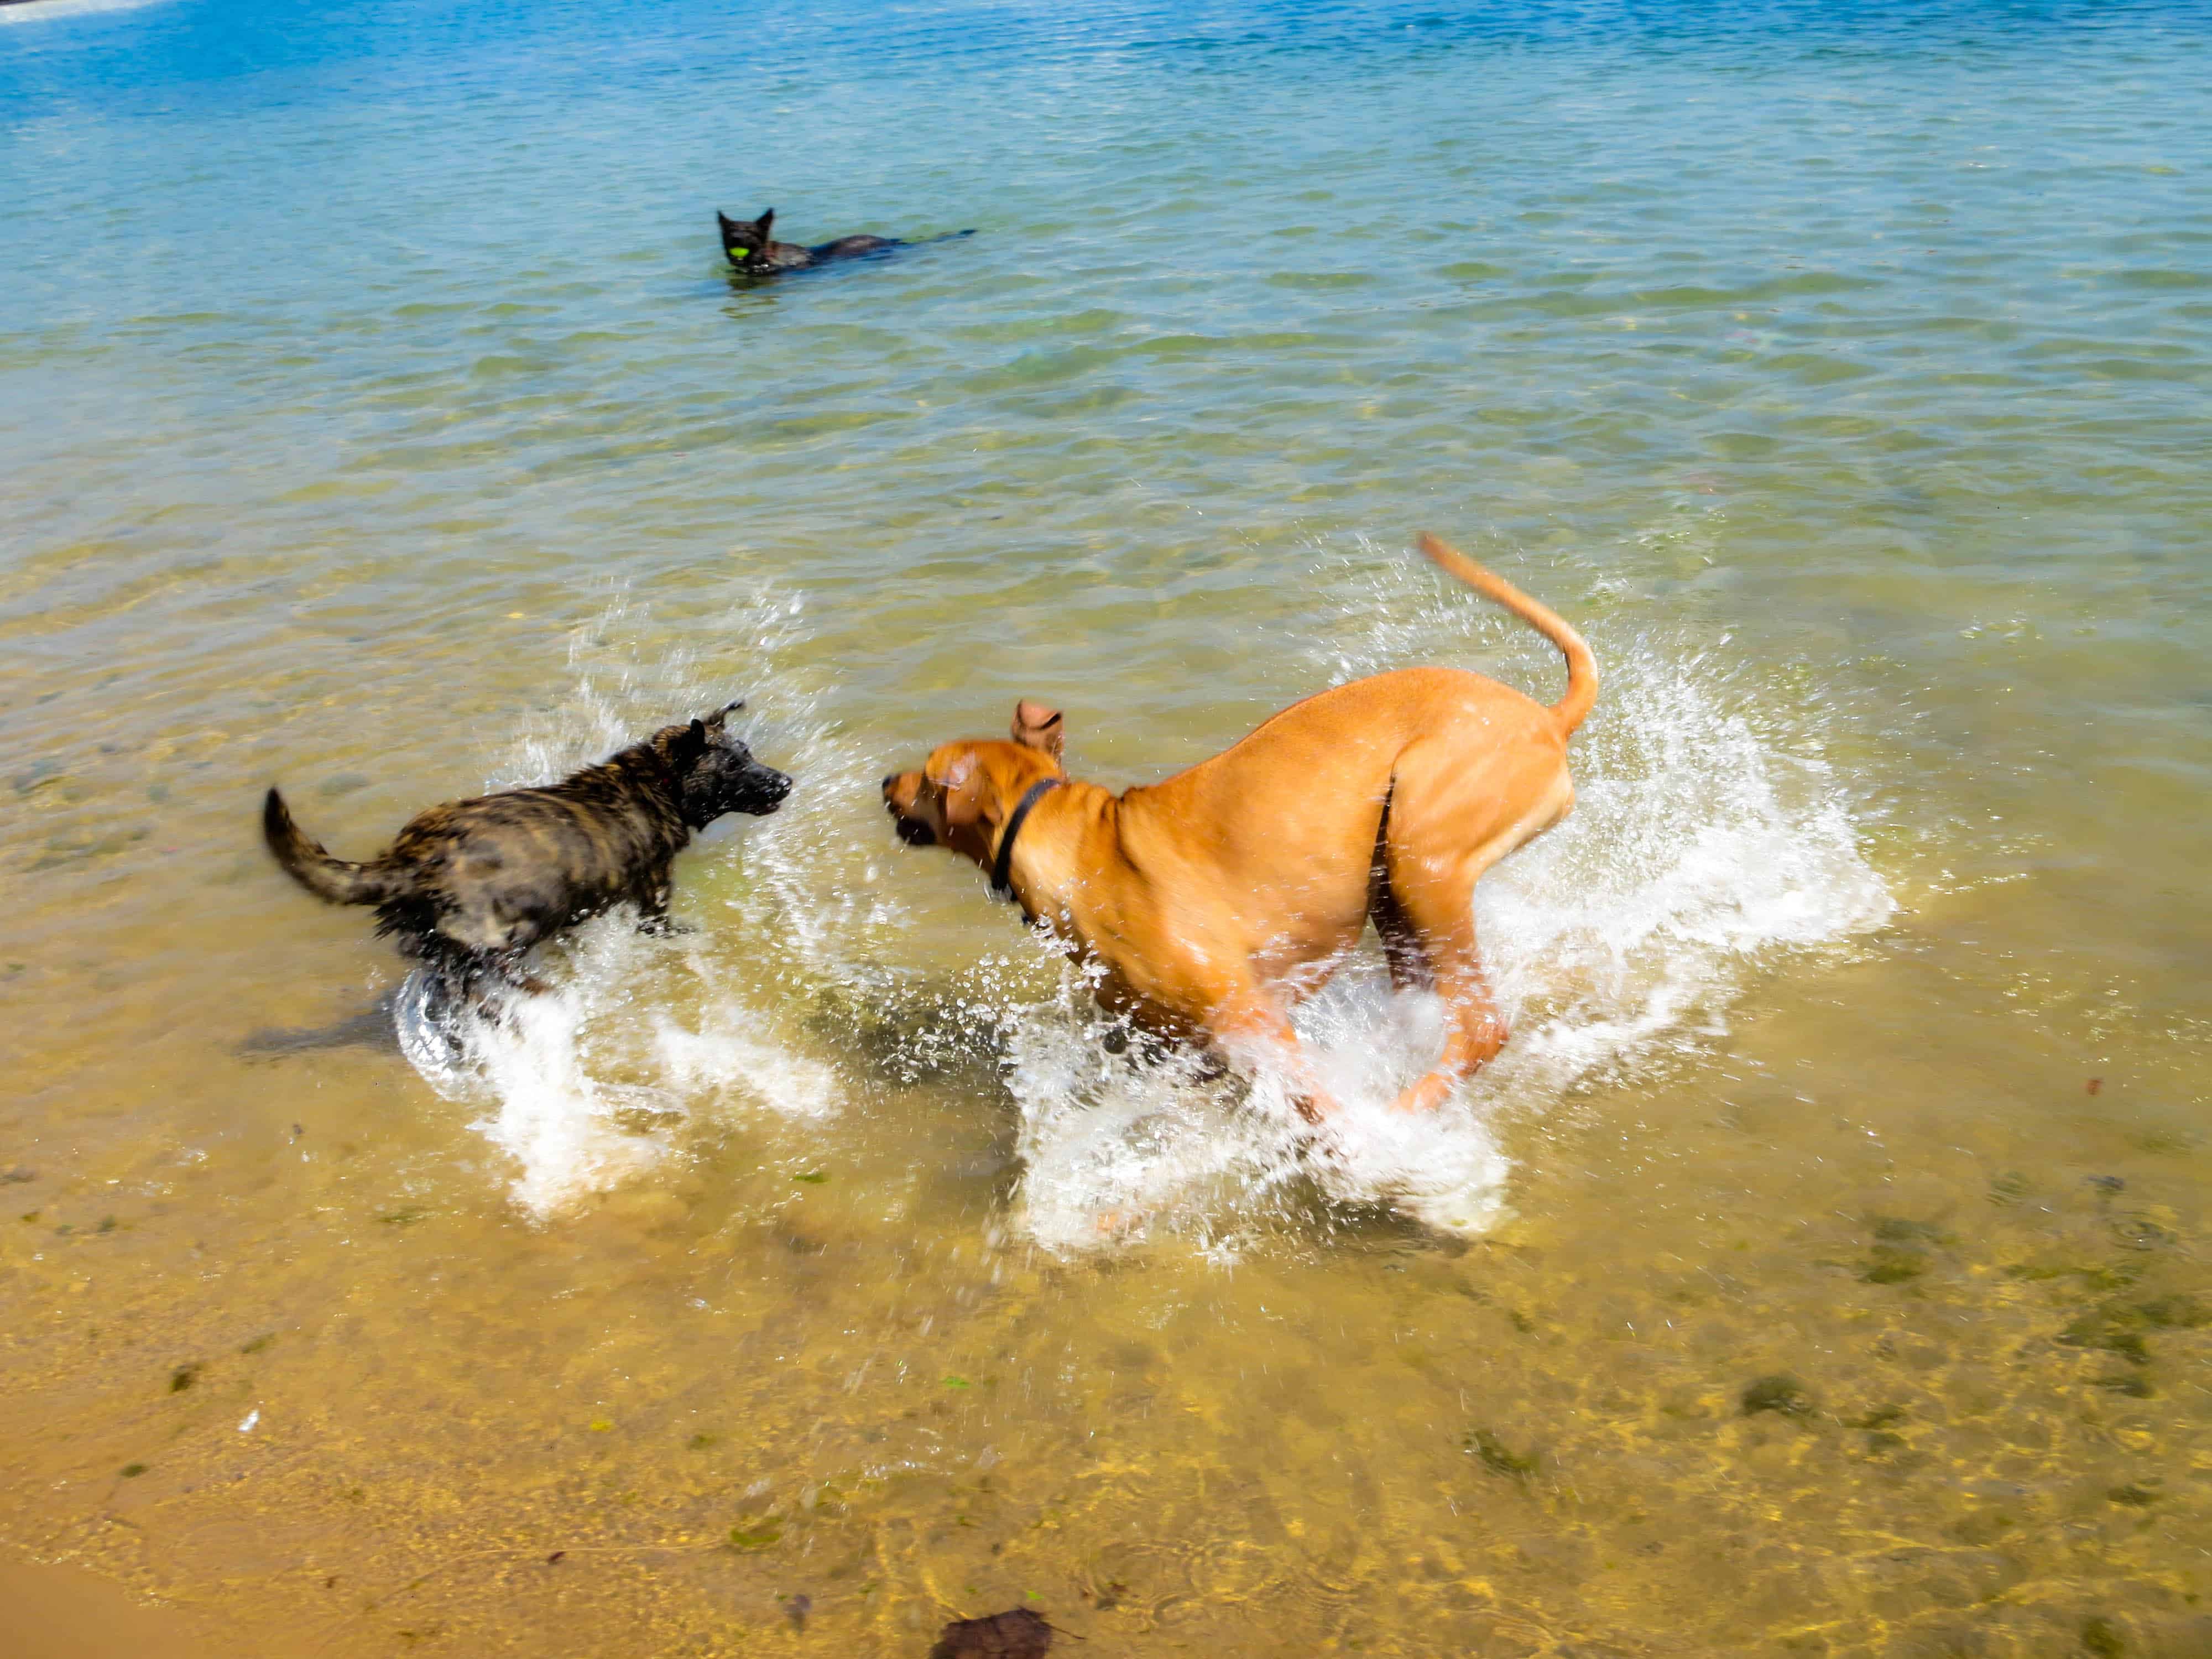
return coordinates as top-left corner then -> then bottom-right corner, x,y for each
881,775 -> 898,792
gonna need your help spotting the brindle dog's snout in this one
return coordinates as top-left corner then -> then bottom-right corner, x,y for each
744,761 -> 794,813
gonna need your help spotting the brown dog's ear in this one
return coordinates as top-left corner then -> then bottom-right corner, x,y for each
1011,700 -> 1064,761
938,753 -> 985,830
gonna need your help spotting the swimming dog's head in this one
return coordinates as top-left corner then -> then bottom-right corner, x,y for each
717,207 -> 776,272
658,702 -> 792,827
881,701 -> 1064,862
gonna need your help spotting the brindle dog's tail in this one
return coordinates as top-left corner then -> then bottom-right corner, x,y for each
1416,532 -> 1600,738
263,787 -> 408,906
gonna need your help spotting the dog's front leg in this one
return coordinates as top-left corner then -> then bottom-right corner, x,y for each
634,883 -> 696,937
489,948 -> 551,998
1208,988 -> 1341,1123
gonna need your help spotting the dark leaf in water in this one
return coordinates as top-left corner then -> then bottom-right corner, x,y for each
545,1551 -> 565,1564
929,1608 -> 1053,1658
1462,1428 -> 1536,1479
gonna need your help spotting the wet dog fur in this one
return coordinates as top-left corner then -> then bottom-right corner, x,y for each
264,703 -> 790,1003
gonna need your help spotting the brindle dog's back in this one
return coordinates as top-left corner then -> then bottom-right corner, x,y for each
265,706 -> 790,992
374,743 -> 696,954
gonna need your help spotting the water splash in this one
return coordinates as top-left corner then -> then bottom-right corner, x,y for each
394,581 -> 846,1218
389,547 -> 1891,1243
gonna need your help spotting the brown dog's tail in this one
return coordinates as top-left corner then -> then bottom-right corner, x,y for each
1416,533 -> 1599,738
263,787 -> 406,907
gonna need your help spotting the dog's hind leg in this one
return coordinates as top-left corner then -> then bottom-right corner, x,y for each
1376,841 -> 1511,1115
1377,750 -> 1573,1112
1368,790 -> 1434,994
1387,893 -> 1507,1114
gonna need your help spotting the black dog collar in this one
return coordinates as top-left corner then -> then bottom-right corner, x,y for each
990,778 -> 1063,901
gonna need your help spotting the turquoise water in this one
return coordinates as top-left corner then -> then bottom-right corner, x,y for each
4,2 -> 2211,1655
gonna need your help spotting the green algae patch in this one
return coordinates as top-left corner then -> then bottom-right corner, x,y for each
119,1463 -> 147,1478
1871,1217 -> 1947,1245
169,1363 -> 201,1393
1741,1375 -> 1813,1417
2006,1260 -> 2142,1293
2135,1294 -> 2207,1329
727,1522 -> 782,1552
1861,1245 -> 1927,1285
2092,1374 -> 2154,1397
2054,1292 -> 2203,1365
1987,1171 -> 2032,1206
2059,1310 -> 2149,1365
2081,1614 -> 2127,1656
1846,1404 -> 1907,1430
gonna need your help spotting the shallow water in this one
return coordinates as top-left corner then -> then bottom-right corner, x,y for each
4,1 -> 2211,1654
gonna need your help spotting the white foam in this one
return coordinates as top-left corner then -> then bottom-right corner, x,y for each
1,0 -> 168,23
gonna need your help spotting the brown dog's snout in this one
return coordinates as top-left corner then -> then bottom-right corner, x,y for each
883,771 -> 937,845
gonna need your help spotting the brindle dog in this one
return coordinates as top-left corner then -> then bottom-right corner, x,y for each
717,207 -> 898,275
263,702 -> 790,1001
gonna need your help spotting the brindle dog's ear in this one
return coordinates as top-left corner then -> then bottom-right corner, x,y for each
705,699 -> 743,731
1011,700 -> 1064,761
940,752 -> 985,830
755,207 -> 775,238
671,718 -> 709,767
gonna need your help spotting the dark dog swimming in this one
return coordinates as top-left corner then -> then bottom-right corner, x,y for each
716,206 -> 973,276
263,703 -> 790,1000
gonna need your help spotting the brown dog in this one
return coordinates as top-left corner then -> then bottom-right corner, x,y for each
881,535 -> 1597,1118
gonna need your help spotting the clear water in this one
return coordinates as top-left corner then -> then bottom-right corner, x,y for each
4,2 -> 2210,1654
